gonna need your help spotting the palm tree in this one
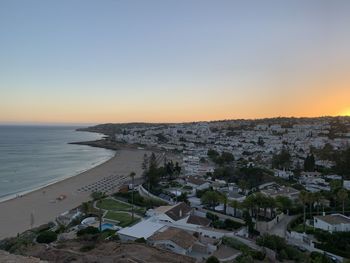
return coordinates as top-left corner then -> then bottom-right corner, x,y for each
275,196 -> 292,215
299,191 -> 309,232
91,191 -> 105,232
238,180 -> 248,195
81,202 -> 90,215
337,189 -> 348,215
245,193 -> 264,232
220,193 -> 228,214
308,192 -> 315,218
267,196 -> 276,219
201,191 -> 221,210
243,194 -> 255,218
313,192 -> 322,215
129,172 -> 136,220
230,200 -> 240,217
320,198 -> 328,214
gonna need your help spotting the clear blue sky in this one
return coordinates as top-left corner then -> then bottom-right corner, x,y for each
1,0 -> 350,123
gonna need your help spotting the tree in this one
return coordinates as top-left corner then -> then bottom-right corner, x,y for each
221,152 -> 235,163
81,202 -> 91,215
304,154 -> 315,172
91,191 -> 105,231
230,200 -> 240,217
272,148 -> 291,170
337,188 -> 348,215
299,191 -> 309,231
77,226 -> 99,236
145,153 -> 160,190
313,192 -> 322,215
238,179 -> 249,194
36,231 -> 57,243
208,149 -> 219,159
201,191 -> 221,210
177,192 -> 188,203
206,256 -> 220,263
308,192 -> 315,218
243,194 -> 263,231
335,148 -> 350,178
219,193 -> 228,214
243,210 -> 254,235
275,196 -> 292,215
129,172 -> 136,220
330,180 -> 343,193
174,162 -> 181,175
165,161 -> 174,179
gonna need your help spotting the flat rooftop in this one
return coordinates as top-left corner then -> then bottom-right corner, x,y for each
117,218 -> 165,239
315,214 -> 350,225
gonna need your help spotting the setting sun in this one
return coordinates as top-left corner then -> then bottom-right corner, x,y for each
340,108 -> 350,116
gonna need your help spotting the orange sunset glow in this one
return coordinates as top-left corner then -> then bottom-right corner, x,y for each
1,1 -> 350,124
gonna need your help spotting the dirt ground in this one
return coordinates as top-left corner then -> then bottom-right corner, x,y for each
23,241 -> 196,263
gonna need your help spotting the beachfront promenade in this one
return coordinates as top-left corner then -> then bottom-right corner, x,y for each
0,148 -> 149,239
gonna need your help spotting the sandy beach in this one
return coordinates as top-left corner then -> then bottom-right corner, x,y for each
0,148 -> 149,239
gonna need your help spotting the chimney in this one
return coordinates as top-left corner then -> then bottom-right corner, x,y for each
179,209 -> 182,218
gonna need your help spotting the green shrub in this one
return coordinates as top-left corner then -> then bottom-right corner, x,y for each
277,249 -> 288,261
251,250 -> 266,260
0,237 -> 33,253
206,212 -> 219,221
134,237 -> 146,243
55,224 -> 66,234
257,234 -> 305,261
222,236 -> 250,251
224,219 -> 244,230
235,254 -> 254,263
212,220 -> 225,229
36,231 -> 57,243
35,222 -> 55,233
287,215 -> 303,232
206,256 -> 220,263
77,226 -> 99,236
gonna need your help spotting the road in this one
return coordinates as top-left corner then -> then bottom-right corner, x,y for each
268,215 -> 296,238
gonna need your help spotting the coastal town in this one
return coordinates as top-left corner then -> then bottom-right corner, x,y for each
1,116 -> 350,263
2,0 -> 350,261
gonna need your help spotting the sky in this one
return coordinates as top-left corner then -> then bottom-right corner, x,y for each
1,0 -> 350,124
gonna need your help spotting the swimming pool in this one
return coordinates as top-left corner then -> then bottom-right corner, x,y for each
101,222 -> 116,231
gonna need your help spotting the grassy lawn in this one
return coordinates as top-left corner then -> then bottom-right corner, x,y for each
96,199 -> 132,211
104,211 -> 139,227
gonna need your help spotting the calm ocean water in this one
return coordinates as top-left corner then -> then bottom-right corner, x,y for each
0,125 -> 115,200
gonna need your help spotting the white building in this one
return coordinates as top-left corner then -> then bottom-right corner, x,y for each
344,180 -> 350,191
314,214 -> 350,233
118,218 -> 165,241
274,169 -> 293,179
186,177 -> 210,191
146,202 -> 192,223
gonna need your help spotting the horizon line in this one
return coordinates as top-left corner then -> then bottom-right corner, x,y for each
1,114 -> 349,127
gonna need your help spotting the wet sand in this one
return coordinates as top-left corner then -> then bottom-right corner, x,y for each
0,148 -> 149,238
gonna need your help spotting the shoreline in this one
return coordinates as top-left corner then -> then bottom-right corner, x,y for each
0,152 -> 115,204
0,147 -> 149,239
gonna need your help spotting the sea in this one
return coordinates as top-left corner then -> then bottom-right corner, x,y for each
0,125 -> 115,201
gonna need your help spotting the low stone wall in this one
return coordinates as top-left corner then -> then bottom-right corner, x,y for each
138,185 -> 172,204
257,213 -> 285,232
